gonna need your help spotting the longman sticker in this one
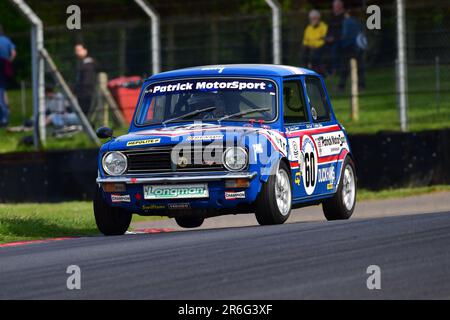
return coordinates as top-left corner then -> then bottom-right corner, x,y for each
127,138 -> 161,146
225,191 -> 246,200
144,184 -> 208,200
111,194 -> 131,203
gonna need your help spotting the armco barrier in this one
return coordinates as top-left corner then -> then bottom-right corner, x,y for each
0,129 -> 449,202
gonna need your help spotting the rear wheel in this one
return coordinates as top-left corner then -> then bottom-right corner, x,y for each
175,216 -> 204,228
93,187 -> 132,235
322,157 -> 356,220
255,161 -> 292,225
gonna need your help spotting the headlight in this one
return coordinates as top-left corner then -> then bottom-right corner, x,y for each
102,152 -> 127,176
223,147 -> 248,171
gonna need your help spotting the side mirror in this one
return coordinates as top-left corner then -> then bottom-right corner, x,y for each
96,127 -> 113,139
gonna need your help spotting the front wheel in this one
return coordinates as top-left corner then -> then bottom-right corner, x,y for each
93,187 -> 132,235
255,161 -> 292,225
322,157 -> 357,220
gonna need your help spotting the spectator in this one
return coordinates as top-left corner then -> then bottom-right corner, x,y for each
338,9 -> 366,91
302,10 -> 328,75
7,86 -> 81,134
45,86 -> 80,128
74,43 -> 96,116
0,24 -> 17,127
326,0 -> 346,75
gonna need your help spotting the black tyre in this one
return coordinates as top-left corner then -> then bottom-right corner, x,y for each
255,161 -> 292,225
322,157 -> 357,220
93,187 -> 132,235
175,216 -> 204,228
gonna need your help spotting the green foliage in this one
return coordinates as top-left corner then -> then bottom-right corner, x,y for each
0,2 -> 29,33
240,0 -> 293,14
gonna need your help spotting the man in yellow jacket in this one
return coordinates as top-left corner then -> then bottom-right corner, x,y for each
302,10 -> 328,74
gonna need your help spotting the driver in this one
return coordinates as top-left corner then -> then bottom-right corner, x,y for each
187,92 -> 226,119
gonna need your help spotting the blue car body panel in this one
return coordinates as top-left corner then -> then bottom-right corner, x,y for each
96,65 -> 353,216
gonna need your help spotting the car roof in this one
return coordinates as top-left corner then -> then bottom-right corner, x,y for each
147,64 -> 318,81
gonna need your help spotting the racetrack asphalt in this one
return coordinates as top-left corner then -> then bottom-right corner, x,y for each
1,192 -> 450,299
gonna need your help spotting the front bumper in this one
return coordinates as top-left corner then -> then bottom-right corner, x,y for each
96,171 -> 257,184
97,171 -> 261,214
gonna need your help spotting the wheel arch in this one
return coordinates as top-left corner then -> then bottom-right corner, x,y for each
344,152 -> 357,181
335,151 -> 357,193
279,157 -> 292,176
259,154 -> 291,183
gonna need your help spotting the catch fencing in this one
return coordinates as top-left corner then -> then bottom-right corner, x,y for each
3,0 -> 450,139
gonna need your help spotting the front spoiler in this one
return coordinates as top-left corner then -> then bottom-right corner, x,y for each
97,171 -> 257,184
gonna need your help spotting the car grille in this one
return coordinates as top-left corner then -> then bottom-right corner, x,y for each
124,145 -> 224,174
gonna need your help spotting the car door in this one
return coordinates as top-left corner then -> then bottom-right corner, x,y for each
302,76 -> 341,198
281,79 -> 310,199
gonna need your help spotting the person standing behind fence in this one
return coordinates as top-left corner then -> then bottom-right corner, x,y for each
302,10 -> 328,75
0,24 -> 17,127
74,43 -> 97,116
326,0 -> 345,75
338,9 -> 366,91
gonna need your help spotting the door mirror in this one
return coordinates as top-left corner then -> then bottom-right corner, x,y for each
96,127 -> 114,139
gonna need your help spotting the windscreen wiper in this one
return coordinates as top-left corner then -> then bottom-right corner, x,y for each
218,108 -> 271,122
162,106 -> 216,126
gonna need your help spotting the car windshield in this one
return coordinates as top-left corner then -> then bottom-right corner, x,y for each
135,78 -> 277,125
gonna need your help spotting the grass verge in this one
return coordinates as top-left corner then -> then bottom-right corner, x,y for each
0,202 -> 162,244
357,185 -> 450,201
1,185 -> 449,244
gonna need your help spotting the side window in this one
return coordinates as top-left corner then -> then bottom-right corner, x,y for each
283,80 -> 307,124
305,77 -> 330,122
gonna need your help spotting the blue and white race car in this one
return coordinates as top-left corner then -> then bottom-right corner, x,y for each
94,64 -> 356,235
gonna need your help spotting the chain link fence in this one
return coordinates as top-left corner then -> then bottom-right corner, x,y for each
3,0 -> 450,137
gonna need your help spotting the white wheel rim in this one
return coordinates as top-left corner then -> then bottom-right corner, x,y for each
342,164 -> 356,211
275,168 -> 292,216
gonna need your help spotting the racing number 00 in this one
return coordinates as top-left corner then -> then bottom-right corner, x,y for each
304,152 -> 316,188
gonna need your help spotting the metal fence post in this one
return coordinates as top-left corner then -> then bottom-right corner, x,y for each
134,0 -> 161,74
396,0 -> 408,132
20,80 -> 27,122
264,0 -> 282,65
9,0 -> 46,148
